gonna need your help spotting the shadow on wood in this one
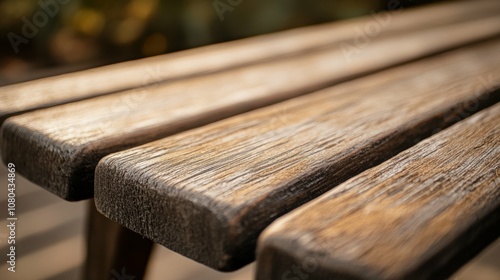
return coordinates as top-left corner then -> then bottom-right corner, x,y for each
85,199 -> 153,280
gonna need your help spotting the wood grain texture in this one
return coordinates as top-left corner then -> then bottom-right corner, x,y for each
93,40 -> 500,271
256,103 -> 500,280
2,17 -> 500,201
0,0 -> 499,124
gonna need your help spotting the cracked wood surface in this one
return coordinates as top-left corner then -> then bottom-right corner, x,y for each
93,40 -> 500,270
256,103 -> 500,280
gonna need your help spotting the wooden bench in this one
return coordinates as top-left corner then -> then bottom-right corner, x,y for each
4,12 -> 500,201
1,1 -> 499,279
93,39 -> 500,271
256,103 -> 499,280
2,0 -> 500,123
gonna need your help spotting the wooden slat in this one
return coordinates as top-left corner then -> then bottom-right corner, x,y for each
256,103 -> 500,280
0,0 -> 499,123
2,17 -> 500,201
93,40 -> 500,271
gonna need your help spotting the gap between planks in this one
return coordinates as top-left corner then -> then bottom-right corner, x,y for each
1,0 -> 499,123
256,103 -> 500,280
93,40 -> 499,270
2,17 -> 500,200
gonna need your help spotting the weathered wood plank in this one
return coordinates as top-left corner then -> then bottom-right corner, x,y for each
256,103 -> 500,280
93,40 -> 500,271
2,17 -> 500,201
0,0 -> 499,123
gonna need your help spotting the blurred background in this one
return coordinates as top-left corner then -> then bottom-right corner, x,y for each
0,0 -> 437,85
0,0 -> 499,279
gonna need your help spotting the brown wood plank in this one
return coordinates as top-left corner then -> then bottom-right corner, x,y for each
2,16 -> 500,201
256,103 -> 500,280
93,40 -> 500,271
0,0 -> 499,124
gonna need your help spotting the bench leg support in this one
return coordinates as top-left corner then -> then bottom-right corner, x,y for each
84,199 -> 154,280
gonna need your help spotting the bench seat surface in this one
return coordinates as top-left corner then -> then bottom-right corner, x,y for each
94,40 -> 500,270
256,103 -> 500,280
